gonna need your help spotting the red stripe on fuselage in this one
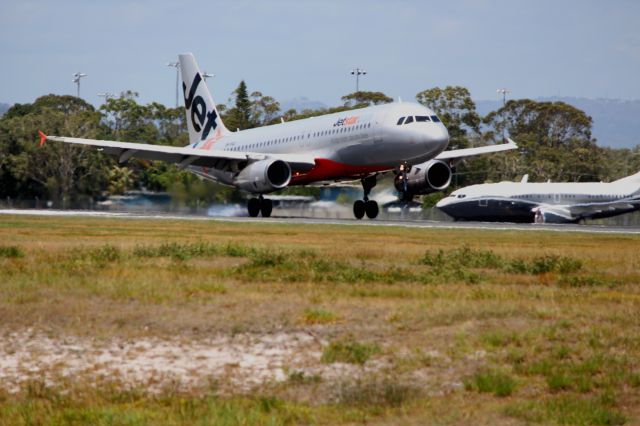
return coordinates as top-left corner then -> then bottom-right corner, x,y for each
290,158 -> 389,185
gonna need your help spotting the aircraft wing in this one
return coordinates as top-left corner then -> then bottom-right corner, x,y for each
534,197 -> 640,223
38,131 -> 316,172
435,138 -> 518,166
564,198 -> 640,218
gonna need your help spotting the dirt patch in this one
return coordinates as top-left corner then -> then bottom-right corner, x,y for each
0,329 -> 397,395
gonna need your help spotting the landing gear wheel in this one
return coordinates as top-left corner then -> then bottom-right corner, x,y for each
260,198 -> 273,218
365,200 -> 379,219
353,200 -> 365,219
248,198 -> 260,217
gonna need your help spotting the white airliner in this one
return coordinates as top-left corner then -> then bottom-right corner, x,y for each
436,172 -> 640,223
40,53 -> 517,219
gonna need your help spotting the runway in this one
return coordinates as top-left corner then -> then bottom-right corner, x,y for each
2,208 -> 640,235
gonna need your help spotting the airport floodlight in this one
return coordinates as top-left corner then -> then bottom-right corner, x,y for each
97,92 -> 115,104
496,88 -> 511,140
72,72 -> 87,99
350,68 -> 367,93
202,71 -> 215,81
166,61 -> 180,108
497,88 -> 511,107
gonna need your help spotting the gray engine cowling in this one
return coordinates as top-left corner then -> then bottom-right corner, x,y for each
233,159 -> 292,193
394,160 -> 452,195
533,208 -> 574,224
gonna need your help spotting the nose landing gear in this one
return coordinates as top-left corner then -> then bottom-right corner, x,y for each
353,175 -> 379,219
248,196 -> 273,217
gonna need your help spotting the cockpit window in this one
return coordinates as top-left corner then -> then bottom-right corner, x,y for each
404,116 -> 414,124
430,115 -> 441,123
415,116 -> 431,122
396,117 -> 405,125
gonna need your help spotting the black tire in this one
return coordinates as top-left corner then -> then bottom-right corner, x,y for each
353,200 -> 365,219
260,198 -> 273,217
248,198 -> 260,217
365,200 -> 379,219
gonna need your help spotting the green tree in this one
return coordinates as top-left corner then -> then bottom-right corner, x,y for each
224,81 -> 252,131
416,86 -> 481,149
107,166 -> 134,195
3,95 -> 111,206
100,91 -> 159,143
341,91 -> 393,107
148,102 -> 188,147
479,99 -> 602,182
249,91 -> 280,126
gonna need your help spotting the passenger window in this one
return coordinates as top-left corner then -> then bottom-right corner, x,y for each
405,116 -> 414,124
430,115 -> 441,123
397,117 -> 405,125
415,116 -> 431,122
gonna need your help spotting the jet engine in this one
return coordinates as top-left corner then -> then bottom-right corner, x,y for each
533,207 -> 574,224
233,159 -> 292,193
394,160 -> 452,196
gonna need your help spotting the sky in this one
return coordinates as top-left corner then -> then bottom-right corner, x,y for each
1,0 -> 639,109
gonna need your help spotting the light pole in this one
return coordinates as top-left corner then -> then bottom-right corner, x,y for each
350,68 -> 367,93
496,88 -> 511,140
72,72 -> 87,98
497,88 -> 511,107
97,92 -> 115,104
166,61 -> 180,108
202,71 -> 215,82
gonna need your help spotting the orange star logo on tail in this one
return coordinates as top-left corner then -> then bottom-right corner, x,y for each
200,128 -> 223,150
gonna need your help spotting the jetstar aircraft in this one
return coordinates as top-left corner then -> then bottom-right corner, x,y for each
40,53 -> 517,219
436,172 -> 640,223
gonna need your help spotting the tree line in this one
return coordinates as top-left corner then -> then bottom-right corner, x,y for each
1,82 -> 638,208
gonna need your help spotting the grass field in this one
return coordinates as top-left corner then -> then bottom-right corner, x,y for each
0,214 -> 639,425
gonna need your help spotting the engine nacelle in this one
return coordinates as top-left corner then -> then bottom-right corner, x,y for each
533,208 -> 574,224
394,160 -> 452,195
233,159 -> 292,193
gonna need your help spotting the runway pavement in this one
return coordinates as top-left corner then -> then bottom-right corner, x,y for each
2,208 -> 640,235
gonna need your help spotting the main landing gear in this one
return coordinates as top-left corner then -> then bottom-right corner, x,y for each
247,196 -> 273,218
353,175 -> 379,220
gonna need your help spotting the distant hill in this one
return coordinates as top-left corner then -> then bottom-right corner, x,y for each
0,103 -> 9,117
280,97 -> 327,113
475,97 -> 640,149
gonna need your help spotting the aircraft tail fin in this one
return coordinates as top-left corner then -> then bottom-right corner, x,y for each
178,53 -> 229,147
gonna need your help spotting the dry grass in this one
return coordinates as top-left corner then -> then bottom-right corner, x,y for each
1,214 -> 640,425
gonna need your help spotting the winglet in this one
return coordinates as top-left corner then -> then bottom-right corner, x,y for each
38,130 -> 47,147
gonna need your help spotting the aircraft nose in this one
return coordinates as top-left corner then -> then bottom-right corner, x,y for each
436,196 -> 451,208
419,124 -> 448,152
433,125 -> 449,151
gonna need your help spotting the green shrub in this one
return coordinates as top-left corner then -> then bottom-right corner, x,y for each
419,246 -> 501,269
133,241 -> 222,260
547,372 -> 573,392
248,249 -> 287,267
302,308 -> 339,325
90,245 -> 122,263
505,396 -> 627,425
560,275 -> 609,287
465,369 -> 516,397
287,370 -> 322,384
0,245 -> 24,258
321,339 -> 380,365
335,378 -> 416,407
